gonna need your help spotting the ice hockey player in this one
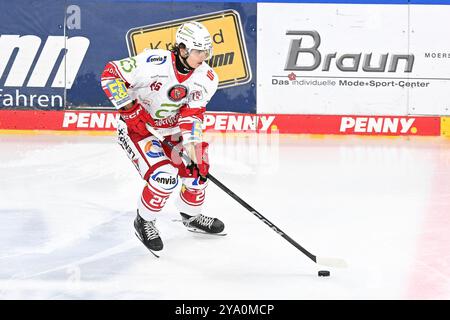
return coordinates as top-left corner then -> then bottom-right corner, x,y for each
101,21 -> 225,254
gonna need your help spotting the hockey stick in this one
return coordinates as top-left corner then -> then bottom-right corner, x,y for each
145,124 -> 347,268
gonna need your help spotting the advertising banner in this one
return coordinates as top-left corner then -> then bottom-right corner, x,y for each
127,10 -> 252,90
0,110 -> 441,136
0,1 -> 257,113
1,0 -> 450,135
0,0 -> 66,109
257,2 -> 450,116
408,5 -> 450,115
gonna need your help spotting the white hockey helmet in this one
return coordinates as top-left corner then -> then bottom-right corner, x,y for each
175,21 -> 213,59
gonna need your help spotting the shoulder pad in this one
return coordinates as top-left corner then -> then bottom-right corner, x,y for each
197,63 -> 218,86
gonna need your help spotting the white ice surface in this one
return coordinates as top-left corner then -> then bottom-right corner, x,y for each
0,133 -> 449,299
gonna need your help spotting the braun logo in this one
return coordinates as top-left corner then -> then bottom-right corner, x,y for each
285,31 -> 414,73
0,35 -> 89,89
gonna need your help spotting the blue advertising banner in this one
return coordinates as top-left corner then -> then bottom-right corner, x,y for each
0,0 -> 66,110
0,0 -> 257,113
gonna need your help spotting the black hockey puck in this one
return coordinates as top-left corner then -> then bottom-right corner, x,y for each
318,270 -> 330,277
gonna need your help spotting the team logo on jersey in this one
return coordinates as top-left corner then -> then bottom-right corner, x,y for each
150,171 -> 179,191
146,55 -> 167,65
189,90 -> 203,102
168,85 -> 188,102
144,140 -> 165,158
119,57 -> 137,73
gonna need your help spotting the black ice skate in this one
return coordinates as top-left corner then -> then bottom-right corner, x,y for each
180,212 -> 226,236
134,212 -> 163,257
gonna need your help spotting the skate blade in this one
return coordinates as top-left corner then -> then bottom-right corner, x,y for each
172,219 -> 227,236
187,228 -> 227,236
134,232 -> 160,258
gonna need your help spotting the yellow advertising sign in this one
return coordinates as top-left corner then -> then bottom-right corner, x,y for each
126,10 -> 252,89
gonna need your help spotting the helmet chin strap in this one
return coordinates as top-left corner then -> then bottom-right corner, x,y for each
179,49 -> 194,70
181,56 -> 194,70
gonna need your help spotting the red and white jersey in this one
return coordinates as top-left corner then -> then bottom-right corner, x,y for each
101,49 -> 218,141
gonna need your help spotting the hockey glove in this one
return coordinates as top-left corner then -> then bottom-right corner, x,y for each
185,142 -> 210,183
119,101 -> 154,136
